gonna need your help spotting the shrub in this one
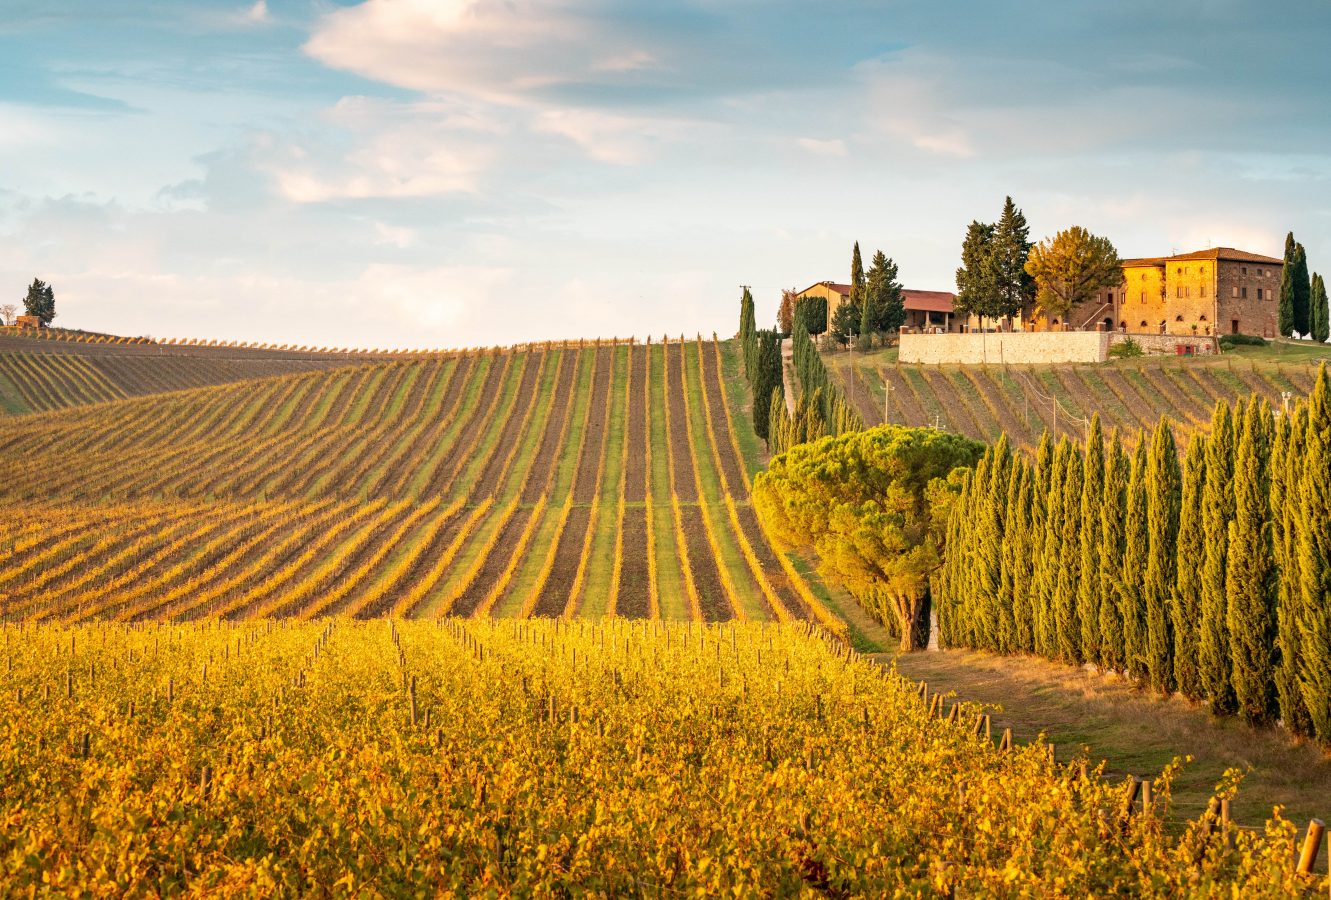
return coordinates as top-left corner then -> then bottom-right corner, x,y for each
1220,333 -> 1268,350
1108,337 -> 1144,358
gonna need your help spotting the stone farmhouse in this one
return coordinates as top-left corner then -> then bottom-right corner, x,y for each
1025,247 -> 1283,338
796,282 -> 962,333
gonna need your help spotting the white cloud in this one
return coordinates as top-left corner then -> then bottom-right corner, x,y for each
259,100 -> 498,202
245,1 -> 270,24
795,137 -> 847,158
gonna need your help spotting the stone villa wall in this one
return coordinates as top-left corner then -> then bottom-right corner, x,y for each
1109,332 -> 1219,356
898,331 -> 1109,365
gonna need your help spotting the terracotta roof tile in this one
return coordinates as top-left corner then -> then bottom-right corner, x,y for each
902,289 -> 956,313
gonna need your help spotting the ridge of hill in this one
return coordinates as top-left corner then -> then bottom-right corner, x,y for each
0,333 -> 452,416
823,348 -> 1325,448
0,338 -> 844,628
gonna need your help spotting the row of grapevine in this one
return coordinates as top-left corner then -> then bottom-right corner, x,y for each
828,353 -> 1320,449
0,338 -> 829,623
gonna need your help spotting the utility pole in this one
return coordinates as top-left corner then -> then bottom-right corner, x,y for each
884,379 -> 893,424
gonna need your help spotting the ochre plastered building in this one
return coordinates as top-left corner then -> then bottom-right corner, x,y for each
796,282 -> 961,333
1027,247 -> 1283,338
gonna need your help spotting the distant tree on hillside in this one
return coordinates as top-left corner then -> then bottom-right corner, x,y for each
1024,227 -> 1121,324
793,296 -> 827,338
1293,242 -> 1311,338
751,329 -> 783,445
0,304 -> 16,326
1311,273 -> 1329,343
22,278 -> 56,326
1280,233 -> 1297,338
830,295 -> 860,346
954,220 -> 997,322
777,289 -> 799,337
990,197 -> 1036,319
865,250 -> 905,336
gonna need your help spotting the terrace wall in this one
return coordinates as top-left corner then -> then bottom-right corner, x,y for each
898,331 -> 1109,365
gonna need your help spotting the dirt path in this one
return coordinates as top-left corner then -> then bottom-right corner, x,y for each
883,647 -> 1331,836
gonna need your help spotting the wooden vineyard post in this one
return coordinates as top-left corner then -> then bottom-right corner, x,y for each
998,728 -> 1012,752
1296,819 -> 1324,876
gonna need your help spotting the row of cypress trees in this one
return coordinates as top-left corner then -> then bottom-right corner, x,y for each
939,365 -> 1331,740
767,313 -> 863,454
739,288 -> 786,445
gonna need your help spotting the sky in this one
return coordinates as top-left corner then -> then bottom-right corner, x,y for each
1,1 -> 1329,350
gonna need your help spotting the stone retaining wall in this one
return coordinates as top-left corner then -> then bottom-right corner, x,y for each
898,331 -> 1110,365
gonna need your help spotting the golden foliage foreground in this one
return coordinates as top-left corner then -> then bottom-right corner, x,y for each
0,618 -> 1318,896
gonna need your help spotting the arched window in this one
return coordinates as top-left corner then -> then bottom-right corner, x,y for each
1175,315 -> 1184,322
1139,320 -> 1148,328
1119,320 -> 1128,331
1199,314 -> 1207,322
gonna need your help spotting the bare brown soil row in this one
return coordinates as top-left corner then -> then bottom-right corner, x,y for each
353,504 -> 470,619
522,350 -> 581,504
699,342 -> 749,494
880,367 -> 927,426
530,506 -> 592,617
424,354 -> 511,496
666,343 -> 699,502
918,369 -> 984,440
958,368 -> 1026,443
732,503 -> 809,620
615,505 -> 652,618
624,345 -> 648,503
450,508 -> 536,617
573,347 -> 613,503
677,505 -> 730,621
1133,366 -> 1207,426
242,503 -> 416,619
471,351 -> 546,498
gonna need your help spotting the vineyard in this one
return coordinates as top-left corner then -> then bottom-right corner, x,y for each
826,351 -> 1324,449
3,617 -> 1321,895
0,334 -> 386,415
0,337 -> 839,626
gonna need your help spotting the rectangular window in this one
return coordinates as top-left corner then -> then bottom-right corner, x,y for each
1176,287 -> 1183,298
1257,288 -> 1264,300
1185,286 -> 1191,298
1140,291 -> 1146,303
1242,266 -> 1248,275
1232,286 -> 1239,298
1200,285 -> 1207,298
1232,319 -> 1240,334
1241,287 -> 1248,299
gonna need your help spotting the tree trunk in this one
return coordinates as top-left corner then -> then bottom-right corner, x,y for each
895,589 -> 933,652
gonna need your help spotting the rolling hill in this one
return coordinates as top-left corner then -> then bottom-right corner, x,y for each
822,346 -> 1325,449
0,337 -> 839,626
0,333 -> 411,415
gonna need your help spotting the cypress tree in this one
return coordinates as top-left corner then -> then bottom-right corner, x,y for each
1293,242 -> 1312,338
1226,396 -> 1278,724
1298,366 -> 1331,739
1077,415 -> 1105,664
939,471 -> 975,649
1143,419 -> 1181,694
1098,430 -> 1127,671
1121,436 -> 1150,683
1199,402 -> 1238,714
1033,438 -> 1071,659
739,288 -> 757,379
1172,432 -> 1207,699
850,241 -> 865,308
1273,403 -> 1313,736
1279,233 -> 1297,338
999,459 -> 1030,654
1310,273 -> 1329,344
1054,441 -> 1084,664
751,329 -> 783,444
976,437 -> 1011,651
